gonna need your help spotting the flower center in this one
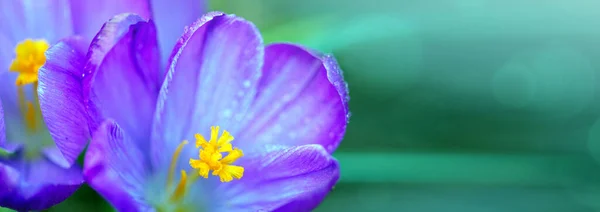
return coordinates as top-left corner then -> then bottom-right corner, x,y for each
189,126 -> 245,183
9,39 -> 49,133
159,126 -> 244,210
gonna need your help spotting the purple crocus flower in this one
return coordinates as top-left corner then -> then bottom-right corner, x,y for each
40,12 -> 349,211
0,0 -> 202,210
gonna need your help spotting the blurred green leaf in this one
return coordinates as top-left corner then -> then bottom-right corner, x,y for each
0,207 -> 14,212
0,149 -> 9,157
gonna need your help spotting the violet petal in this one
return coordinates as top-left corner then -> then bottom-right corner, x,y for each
0,100 -> 23,153
0,85 -> 17,130
82,14 -> 148,134
38,36 -> 89,166
150,0 -> 205,65
237,43 -> 350,153
0,157 -> 83,211
151,12 -> 263,168
42,146 -> 72,169
213,144 -> 339,211
84,120 -> 151,212
68,0 -> 152,42
0,34 -> 17,111
0,99 -> 5,146
0,0 -> 73,43
87,18 -> 161,148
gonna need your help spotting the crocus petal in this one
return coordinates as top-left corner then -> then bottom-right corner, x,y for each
0,163 -> 19,209
0,31 -> 15,76
84,14 -> 146,79
150,0 -> 204,65
0,0 -> 73,43
0,74 -> 18,120
237,44 -> 350,153
84,120 -> 151,212
38,36 -> 89,166
82,14 -> 156,137
0,100 -> 19,154
0,100 -> 21,154
69,0 -> 151,42
0,163 -> 19,202
0,9 -> 17,113
212,145 -> 339,211
0,157 -> 82,211
87,17 -> 161,147
0,0 -> 26,42
0,33 -> 18,117
152,12 -> 263,167
0,107 -> 21,153
42,146 -> 72,169
0,100 -> 5,146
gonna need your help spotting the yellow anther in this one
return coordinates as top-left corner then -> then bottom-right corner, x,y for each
213,148 -> 244,182
194,133 -> 208,148
217,130 -> 234,152
213,164 -> 244,183
10,39 -> 49,86
220,148 -> 243,164
209,126 -> 219,145
189,126 -> 244,183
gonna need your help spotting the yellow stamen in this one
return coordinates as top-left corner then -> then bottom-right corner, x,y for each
24,101 -> 36,131
194,133 -> 208,148
168,170 -> 201,204
161,126 -> 244,210
169,170 -> 188,202
10,39 -> 49,86
17,80 -> 40,132
217,130 -> 234,152
17,86 -> 25,114
189,126 -> 244,183
167,140 -> 188,189
213,165 -> 244,183
11,39 -> 47,133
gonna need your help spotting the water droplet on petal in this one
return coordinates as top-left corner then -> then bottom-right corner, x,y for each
222,109 -> 232,118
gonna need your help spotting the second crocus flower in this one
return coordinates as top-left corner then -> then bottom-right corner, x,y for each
0,0 -> 200,210
0,0 -> 203,210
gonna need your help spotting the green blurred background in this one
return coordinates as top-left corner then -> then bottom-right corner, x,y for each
8,0 -> 600,211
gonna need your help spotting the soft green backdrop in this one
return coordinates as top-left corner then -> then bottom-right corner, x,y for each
5,0 -> 600,211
